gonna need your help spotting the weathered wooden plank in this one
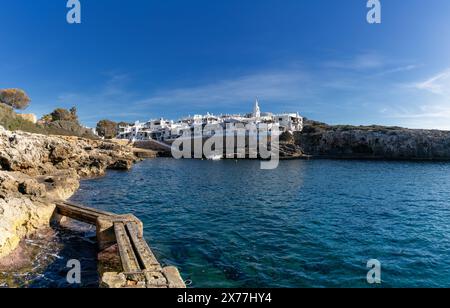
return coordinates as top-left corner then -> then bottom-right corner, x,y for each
56,208 -> 100,225
125,222 -> 161,270
55,201 -> 116,225
54,201 -> 185,288
114,222 -> 141,273
59,201 -> 118,217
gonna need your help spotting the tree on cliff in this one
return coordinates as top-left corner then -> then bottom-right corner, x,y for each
41,107 -> 79,123
96,119 -> 118,139
118,121 -> 131,128
69,107 -> 78,121
0,89 -> 31,110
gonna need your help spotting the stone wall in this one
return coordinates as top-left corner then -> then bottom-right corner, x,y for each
16,113 -> 37,124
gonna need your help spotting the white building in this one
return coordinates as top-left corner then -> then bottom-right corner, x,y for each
117,100 -> 303,142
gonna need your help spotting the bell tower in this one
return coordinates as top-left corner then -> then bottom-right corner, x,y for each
253,98 -> 261,118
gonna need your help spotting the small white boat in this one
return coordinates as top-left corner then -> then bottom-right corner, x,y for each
206,155 -> 223,161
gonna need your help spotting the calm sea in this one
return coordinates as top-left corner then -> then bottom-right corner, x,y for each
72,158 -> 450,288
7,158 -> 450,288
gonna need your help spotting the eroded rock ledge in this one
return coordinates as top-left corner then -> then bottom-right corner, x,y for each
0,126 -> 139,259
294,120 -> 450,160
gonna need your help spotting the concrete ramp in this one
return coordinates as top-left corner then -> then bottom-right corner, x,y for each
133,139 -> 172,152
54,201 -> 185,288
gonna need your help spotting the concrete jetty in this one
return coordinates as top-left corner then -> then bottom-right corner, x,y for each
53,201 -> 186,288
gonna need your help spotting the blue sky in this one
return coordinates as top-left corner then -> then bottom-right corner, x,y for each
1,0 -> 450,129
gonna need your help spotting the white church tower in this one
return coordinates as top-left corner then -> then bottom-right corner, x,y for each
253,98 -> 261,118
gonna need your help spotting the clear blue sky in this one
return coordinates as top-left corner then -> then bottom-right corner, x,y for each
1,0 -> 450,129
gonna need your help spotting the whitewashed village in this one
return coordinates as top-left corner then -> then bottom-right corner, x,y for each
116,100 -> 304,143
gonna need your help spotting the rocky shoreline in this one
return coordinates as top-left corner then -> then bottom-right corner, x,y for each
2,120 -> 450,285
0,126 -> 140,261
294,120 -> 450,160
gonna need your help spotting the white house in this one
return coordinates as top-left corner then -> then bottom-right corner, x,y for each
117,100 -> 303,142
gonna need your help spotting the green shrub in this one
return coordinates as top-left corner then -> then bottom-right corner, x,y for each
0,104 -> 97,139
96,119 -> 118,139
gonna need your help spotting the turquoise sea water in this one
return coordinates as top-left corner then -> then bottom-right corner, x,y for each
67,158 -> 450,288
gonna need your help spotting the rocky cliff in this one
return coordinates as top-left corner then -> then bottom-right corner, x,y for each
295,120 -> 450,160
0,126 -> 138,259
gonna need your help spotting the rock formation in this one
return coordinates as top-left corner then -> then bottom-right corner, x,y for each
279,132 -> 304,159
295,120 -> 450,160
0,126 -> 139,259
16,113 -> 37,124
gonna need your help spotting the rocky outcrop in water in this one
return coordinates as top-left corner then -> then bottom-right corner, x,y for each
0,172 -> 56,259
0,126 -> 139,259
294,120 -> 450,160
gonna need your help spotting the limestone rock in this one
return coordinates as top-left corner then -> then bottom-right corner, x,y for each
133,148 -> 158,159
18,179 -> 46,197
163,266 -> 187,288
101,272 -> 127,288
0,196 -> 55,259
108,159 -> 133,170
0,126 -> 138,259
0,126 -> 137,177
295,120 -> 450,160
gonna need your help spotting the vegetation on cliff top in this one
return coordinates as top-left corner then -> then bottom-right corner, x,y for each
41,107 -> 79,123
0,87 -> 129,140
0,104 -> 97,139
0,104 -> 42,133
0,88 -> 97,139
302,119 -> 412,134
